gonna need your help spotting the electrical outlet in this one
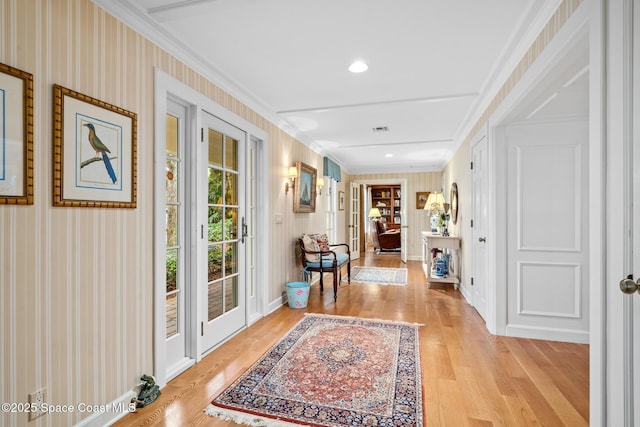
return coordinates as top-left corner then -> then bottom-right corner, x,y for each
28,388 -> 45,421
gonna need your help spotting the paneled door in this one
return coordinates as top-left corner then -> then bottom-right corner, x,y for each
199,112 -> 247,354
471,133 -> 488,321
505,120 -> 589,343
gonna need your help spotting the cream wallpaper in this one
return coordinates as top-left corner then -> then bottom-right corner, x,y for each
0,0 -> 330,424
0,0 -> 583,425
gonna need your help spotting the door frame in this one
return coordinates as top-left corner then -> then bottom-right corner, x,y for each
486,0 -> 590,334
600,0 -> 637,424
483,1 -> 607,420
153,69 -> 269,388
354,178 -> 407,259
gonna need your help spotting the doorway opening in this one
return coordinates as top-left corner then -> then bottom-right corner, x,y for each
153,70 -> 269,387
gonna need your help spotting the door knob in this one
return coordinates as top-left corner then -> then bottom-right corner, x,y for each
478,237 -> 487,243
620,276 -> 640,294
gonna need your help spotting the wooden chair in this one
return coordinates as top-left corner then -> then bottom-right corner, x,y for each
298,236 -> 351,302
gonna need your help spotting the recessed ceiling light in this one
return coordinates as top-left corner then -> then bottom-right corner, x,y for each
349,61 -> 368,73
385,154 -> 393,158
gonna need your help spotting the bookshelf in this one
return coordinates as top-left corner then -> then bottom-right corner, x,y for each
371,185 -> 401,228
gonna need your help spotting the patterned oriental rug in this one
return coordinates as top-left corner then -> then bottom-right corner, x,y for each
348,266 -> 408,286
205,314 -> 423,426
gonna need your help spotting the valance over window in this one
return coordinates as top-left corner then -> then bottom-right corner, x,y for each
323,157 -> 341,182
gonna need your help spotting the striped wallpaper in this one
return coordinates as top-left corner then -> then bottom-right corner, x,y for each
0,0 -> 583,425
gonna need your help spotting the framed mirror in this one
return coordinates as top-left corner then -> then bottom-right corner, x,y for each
450,182 -> 459,224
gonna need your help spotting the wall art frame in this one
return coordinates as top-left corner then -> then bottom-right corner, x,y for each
0,63 -> 34,205
293,161 -> 316,213
338,191 -> 345,211
53,84 -> 137,208
416,191 -> 430,210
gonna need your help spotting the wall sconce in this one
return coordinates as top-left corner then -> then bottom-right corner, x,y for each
285,166 -> 297,194
316,177 -> 324,195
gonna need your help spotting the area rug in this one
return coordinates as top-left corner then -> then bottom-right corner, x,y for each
348,266 -> 407,286
205,314 -> 423,426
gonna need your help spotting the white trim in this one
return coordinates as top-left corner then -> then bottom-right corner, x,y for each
153,69 -> 269,388
92,0 -> 321,154
505,324 -> 589,344
73,390 -> 137,427
450,0 -> 564,159
588,0 -> 606,422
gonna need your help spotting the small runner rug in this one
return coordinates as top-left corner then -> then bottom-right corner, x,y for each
205,314 -> 423,426
348,266 -> 408,286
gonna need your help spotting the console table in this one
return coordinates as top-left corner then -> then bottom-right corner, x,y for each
421,231 -> 461,289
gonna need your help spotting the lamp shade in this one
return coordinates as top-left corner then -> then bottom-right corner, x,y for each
368,208 -> 382,218
424,192 -> 445,212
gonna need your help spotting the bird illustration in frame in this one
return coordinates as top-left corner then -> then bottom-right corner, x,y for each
83,122 -> 117,184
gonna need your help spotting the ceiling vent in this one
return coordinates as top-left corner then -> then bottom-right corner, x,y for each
372,126 -> 389,132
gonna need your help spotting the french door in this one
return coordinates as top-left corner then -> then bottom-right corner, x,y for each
199,112 -> 247,354
164,100 -> 190,377
349,182 -> 361,259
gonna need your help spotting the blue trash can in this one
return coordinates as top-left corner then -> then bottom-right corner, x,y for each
285,282 -> 310,309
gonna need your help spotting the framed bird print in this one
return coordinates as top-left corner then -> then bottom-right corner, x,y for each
0,63 -> 34,205
53,84 -> 137,208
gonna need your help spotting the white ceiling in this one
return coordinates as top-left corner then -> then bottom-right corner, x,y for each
95,0 -> 587,174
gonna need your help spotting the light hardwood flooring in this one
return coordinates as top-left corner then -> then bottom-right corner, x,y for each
114,251 -> 589,426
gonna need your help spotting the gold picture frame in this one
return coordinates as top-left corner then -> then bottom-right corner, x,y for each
416,191 -> 430,210
293,161 -> 316,213
53,84 -> 137,208
0,63 -> 34,205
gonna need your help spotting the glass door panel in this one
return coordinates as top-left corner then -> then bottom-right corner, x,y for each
165,113 -> 181,339
201,112 -> 246,353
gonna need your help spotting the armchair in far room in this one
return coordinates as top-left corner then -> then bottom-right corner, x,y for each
373,219 -> 401,252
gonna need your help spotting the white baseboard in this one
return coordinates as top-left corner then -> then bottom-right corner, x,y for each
506,324 -> 589,344
458,284 -> 473,306
74,390 -> 137,427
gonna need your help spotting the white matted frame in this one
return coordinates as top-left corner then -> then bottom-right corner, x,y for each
0,63 -> 33,205
53,84 -> 137,208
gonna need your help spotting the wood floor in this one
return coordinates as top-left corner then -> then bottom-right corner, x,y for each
114,251 -> 589,426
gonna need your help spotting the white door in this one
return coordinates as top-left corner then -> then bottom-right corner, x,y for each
164,100 -> 191,377
471,134 -> 488,320
400,181 -> 407,263
505,121 -> 589,343
199,112 -> 247,354
349,182 -> 361,260
602,1 -> 639,424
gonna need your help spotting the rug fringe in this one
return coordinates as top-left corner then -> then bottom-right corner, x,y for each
303,312 -> 425,327
205,404 -> 308,426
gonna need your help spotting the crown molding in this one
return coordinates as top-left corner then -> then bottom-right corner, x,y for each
91,0 -> 324,157
450,0 -> 564,159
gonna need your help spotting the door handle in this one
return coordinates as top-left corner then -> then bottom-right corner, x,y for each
620,275 -> 640,294
478,237 -> 487,243
240,217 -> 248,244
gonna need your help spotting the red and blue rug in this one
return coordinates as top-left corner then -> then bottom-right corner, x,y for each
205,314 -> 423,426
